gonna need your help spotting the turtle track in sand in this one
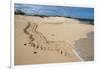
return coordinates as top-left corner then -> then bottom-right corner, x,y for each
23,22 -> 84,61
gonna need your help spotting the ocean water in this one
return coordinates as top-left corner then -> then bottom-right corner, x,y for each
15,3 -> 94,20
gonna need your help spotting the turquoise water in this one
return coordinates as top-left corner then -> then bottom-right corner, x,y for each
15,3 -> 94,20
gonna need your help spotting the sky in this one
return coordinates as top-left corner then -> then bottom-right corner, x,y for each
15,3 -> 94,20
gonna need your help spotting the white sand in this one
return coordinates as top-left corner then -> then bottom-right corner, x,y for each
15,15 -> 94,65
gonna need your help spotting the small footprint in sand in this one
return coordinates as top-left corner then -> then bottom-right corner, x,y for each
33,51 -> 37,54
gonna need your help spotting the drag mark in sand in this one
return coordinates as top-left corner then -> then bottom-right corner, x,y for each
23,22 -> 84,61
24,22 -> 31,35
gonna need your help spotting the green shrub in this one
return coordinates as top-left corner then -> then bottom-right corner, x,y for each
15,10 -> 25,15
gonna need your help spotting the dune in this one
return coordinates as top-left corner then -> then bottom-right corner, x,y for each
14,15 -> 94,65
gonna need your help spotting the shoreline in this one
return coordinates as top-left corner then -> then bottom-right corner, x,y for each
74,31 -> 94,61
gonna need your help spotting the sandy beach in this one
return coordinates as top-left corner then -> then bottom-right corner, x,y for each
14,15 -> 94,65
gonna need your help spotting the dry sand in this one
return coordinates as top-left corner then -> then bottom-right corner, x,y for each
14,15 -> 94,65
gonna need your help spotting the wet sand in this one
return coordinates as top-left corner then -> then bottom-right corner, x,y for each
74,32 -> 94,61
14,15 -> 94,65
